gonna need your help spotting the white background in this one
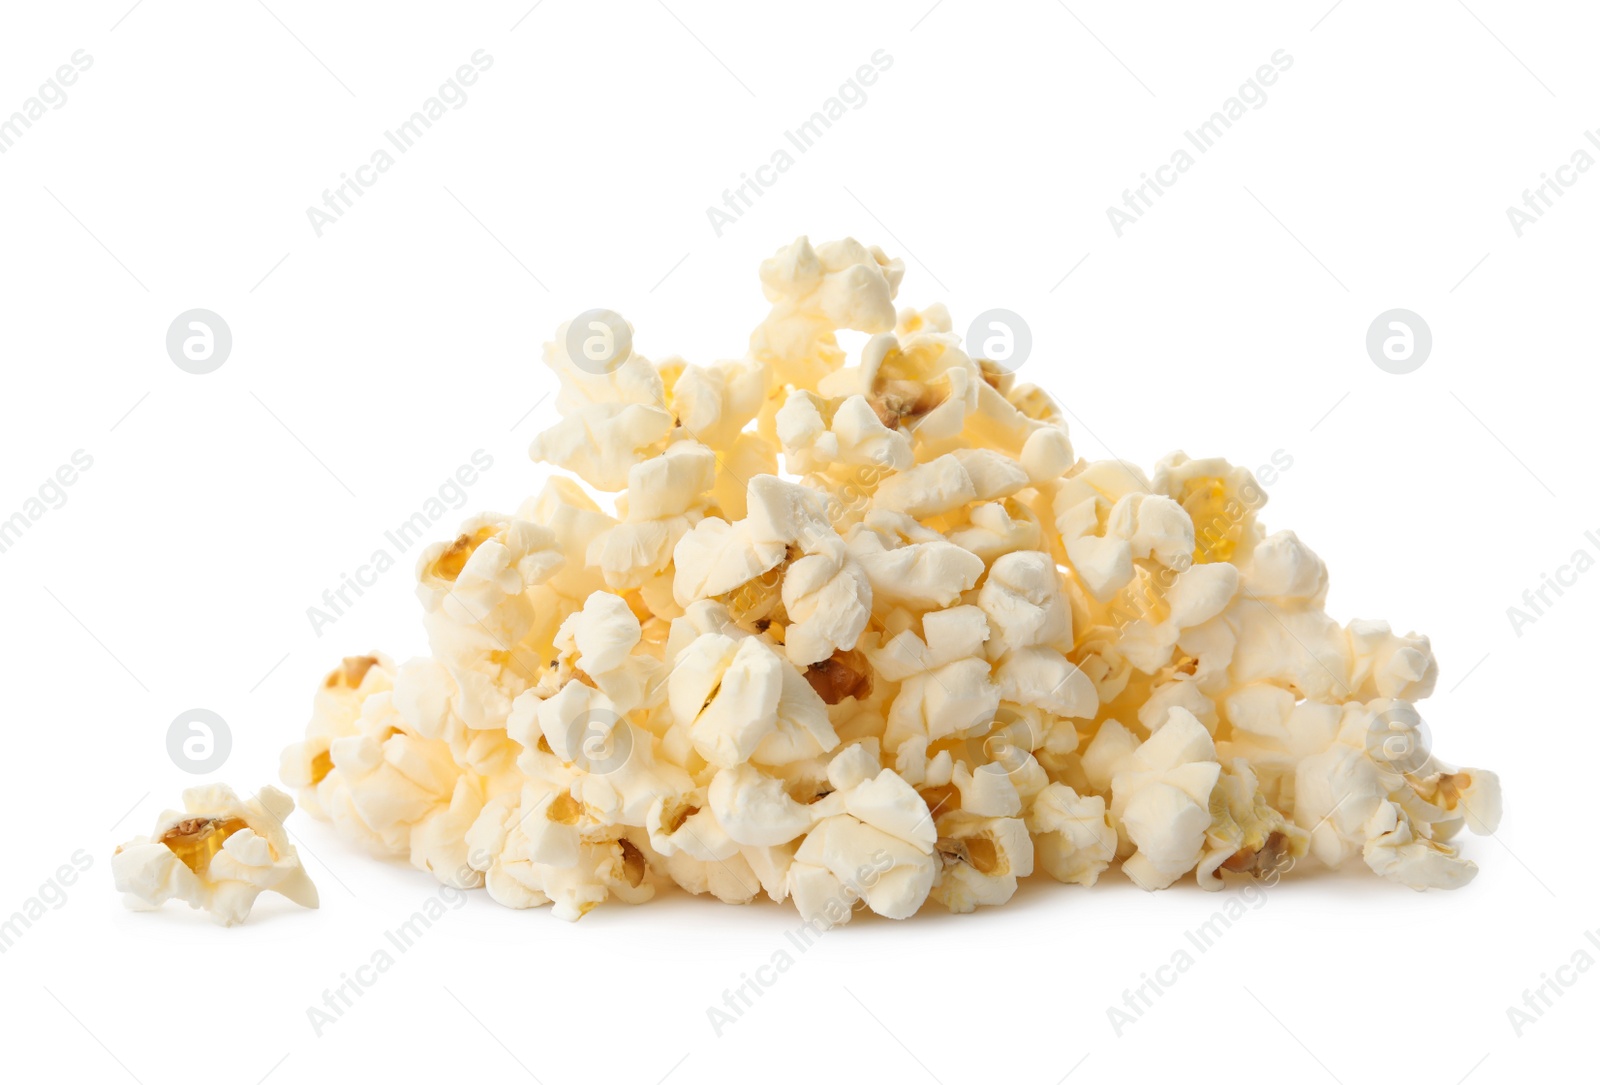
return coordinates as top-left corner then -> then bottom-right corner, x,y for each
0,1 -> 1592,1082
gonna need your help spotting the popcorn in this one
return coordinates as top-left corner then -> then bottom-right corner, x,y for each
751,237 -> 903,390
1361,800 -> 1477,890
708,763 -> 819,846
781,540 -> 873,667
416,514 -> 564,659
777,390 -> 912,477
847,318 -> 980,443
669,631 -> 838,766
465,783 -> 657,917
280,653 -> 393,819
847,511 -> 986,610
929,811 -> 1033,912
1054,461 -> 1194,602
1152,452 -> 1268,565
665,357 -> 766,452
789,810 -> 937,926
113,785 -> 318,926
529,403 -> 674,491
1028,783 -> 1117,887
869,605 -> 1002,750
1344,619 -> 1439,701
233,233 -> 1500,930
1092,710 -> 1223,890
1196,760 -> 1306,890
587,442 -> 716,590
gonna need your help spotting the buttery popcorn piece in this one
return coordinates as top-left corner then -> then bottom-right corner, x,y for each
113,785 -> 318,926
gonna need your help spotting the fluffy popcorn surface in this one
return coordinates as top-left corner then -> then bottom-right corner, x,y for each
1094,710 -> 1223,890
666,357 -> 766,451
780,541 -> 873,666
870,605 -> 1002,749
1197,761 -> 1307,890
1055,461 -> 1195,602
416,514 -> 564,661
588,442 -> 716,590
668,631 -> 839,767
930,811 -> 1033,912
542,314 -> 663,413
113,785 -> 318,926
253,232 -> 1498,926
751,237 -> 903,390
280,653 -> 393,819
673,517 -> 782,605
777,390 -> 913,476
1361,801 -> 1478,890
1028,784 -> 1117,887
790,813 -> 937,925
847,322 -> 981,443
1345,619 -> 1439,701
847,512 -> 985,610
529,402 -> 674,491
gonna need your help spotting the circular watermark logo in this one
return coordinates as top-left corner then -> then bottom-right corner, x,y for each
1364,705 -> 1433,776
562,707 -> 634,776
166,708 -> 231,774
961,706 -> 1036,778
166,309 -> 232,375
1254,837 -> 1298,887
1365,309 -> 1431,374
565,309 -> 632,375
964,308 -> 1032,374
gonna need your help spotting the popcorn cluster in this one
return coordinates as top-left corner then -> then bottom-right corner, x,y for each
274,236 -> 1501,927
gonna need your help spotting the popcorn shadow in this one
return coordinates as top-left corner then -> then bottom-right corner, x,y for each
891,859 -> 1468,929
111,888 -> 323,934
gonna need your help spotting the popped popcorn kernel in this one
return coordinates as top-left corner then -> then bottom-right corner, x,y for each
113,785 -> 318,926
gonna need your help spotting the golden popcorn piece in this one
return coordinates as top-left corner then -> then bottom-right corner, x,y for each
113,785 -> 318,926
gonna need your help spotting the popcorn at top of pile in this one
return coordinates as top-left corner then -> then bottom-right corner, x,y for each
264,235 -> 1498,926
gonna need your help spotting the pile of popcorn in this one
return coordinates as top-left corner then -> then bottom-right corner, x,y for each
117,237 -> 1503,926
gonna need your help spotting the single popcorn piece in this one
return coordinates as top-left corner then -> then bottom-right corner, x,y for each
113,785 -> 318,926
1091,710 -> 1223,890
665,357 -> 766,452
239,232 -> 1498,927
777,389 -> 913,477
1028,783 -> 1117,887
751,236 -> 903,390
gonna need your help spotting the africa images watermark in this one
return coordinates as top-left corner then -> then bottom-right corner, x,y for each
0,50 -> 92,155
1505,129 -> 1600,237
306,859 -> 480,1037
1505,927 -> 1600,1037
1504,527 -> 1600,637
1107,861 -> 1293,1037
306,449 -> 494,635
705,849 -> 894,1037
1105,49 -> 1294,238
706,48 -> 894,237
305,50 -> 494,237
0,850 -> 93,955
0,449 -> 95,557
